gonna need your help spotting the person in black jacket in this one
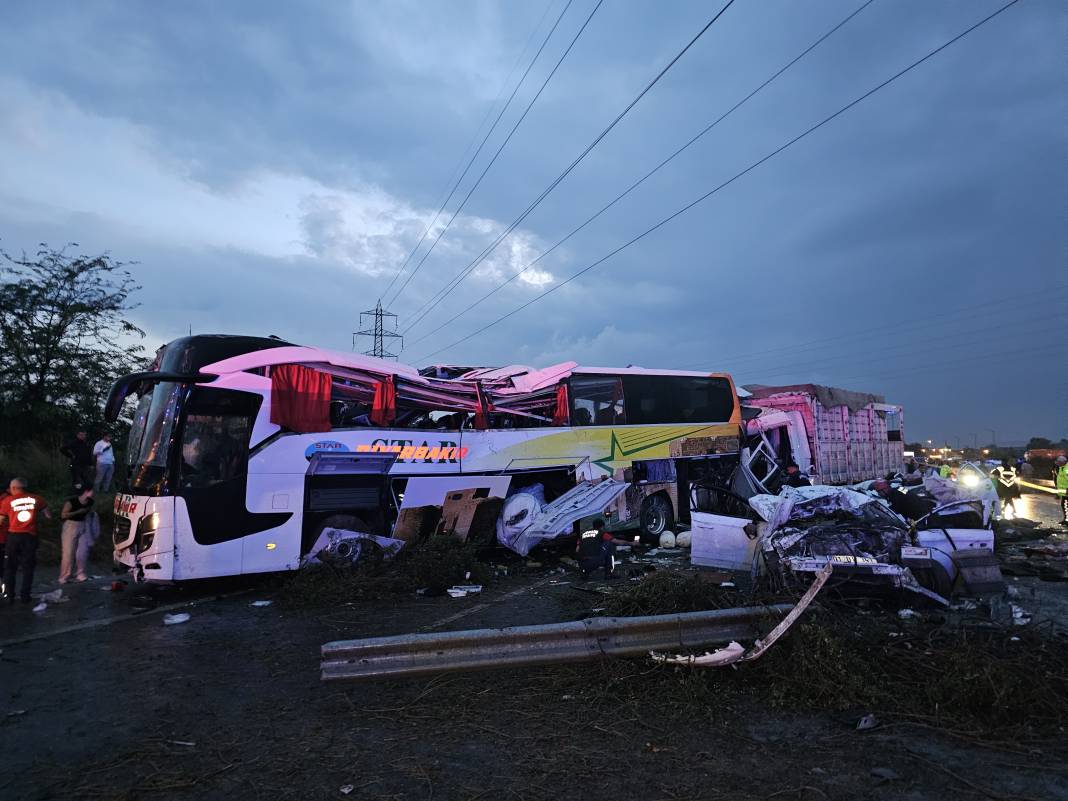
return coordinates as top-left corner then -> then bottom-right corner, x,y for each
783,462 -> 812,488
60,430 -> 93,491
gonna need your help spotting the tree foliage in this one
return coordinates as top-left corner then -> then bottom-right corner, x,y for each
0,243 -> 145,448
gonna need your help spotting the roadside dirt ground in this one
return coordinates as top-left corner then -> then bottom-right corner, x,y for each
2,491 -> 1067,801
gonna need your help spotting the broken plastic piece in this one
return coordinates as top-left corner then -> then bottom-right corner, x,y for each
339,785 -> 354,795
897,608 -> 919,620
250,600 -> 273,607
32,602 -> 47,613
653,641 -> 745,667
856,713 -> 878,731
650,563 -> 831,668
163,612 -> 190,626
41,589 -> 67,603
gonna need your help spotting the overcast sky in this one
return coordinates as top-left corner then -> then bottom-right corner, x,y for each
0,0 -> 1063,444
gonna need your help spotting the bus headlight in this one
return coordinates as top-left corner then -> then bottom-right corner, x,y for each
136,512 -> 161,554
959,473 -> 980,488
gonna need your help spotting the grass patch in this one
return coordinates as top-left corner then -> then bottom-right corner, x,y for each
585,570 -> 1068,740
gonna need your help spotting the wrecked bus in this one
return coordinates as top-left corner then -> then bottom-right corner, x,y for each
104,335 -> 742,582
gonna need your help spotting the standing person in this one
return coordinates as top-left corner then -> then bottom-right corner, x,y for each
938,461 -> 952,479
58,487 -> 95,584
992,459 -> 1021,519
0,478 -> 51,603
1019,458 -> 1035,481
60,430 -> 93,491
93,434 -> 115,492
0,484 -> 9,594
1054,456 -> 1068,527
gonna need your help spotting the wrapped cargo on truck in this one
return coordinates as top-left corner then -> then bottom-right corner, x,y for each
742,383 -> 904,485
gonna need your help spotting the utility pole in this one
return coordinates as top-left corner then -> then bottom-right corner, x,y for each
354,300 -> 402,359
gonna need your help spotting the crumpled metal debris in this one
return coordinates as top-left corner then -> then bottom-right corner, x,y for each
306,527 -> 406,568
751,485 -> 952,604
651,563 -> 832,668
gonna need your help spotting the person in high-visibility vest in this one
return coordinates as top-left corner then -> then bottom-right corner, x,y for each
1055,456 -> 1068,526
938,461 -> 952,479
992,459 -> 1021,519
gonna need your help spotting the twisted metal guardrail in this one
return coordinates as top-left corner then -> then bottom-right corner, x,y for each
321,603 -> 792,682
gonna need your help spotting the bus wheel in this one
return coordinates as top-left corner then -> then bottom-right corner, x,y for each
640,494 -> 674,541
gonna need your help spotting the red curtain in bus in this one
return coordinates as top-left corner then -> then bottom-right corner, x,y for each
552,383 -> 569,426
370,375 -> 396,427
270,364 -> 332,433
473,381 -> 491,431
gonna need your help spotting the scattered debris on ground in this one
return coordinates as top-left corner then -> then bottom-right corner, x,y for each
278,535 -> 492,606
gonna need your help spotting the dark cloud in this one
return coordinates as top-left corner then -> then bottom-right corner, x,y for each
0,0 -> 1063,443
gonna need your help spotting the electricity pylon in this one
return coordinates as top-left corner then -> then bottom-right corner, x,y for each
354,300 -> 402,359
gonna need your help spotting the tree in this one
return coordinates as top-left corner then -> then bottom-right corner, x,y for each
0,243 -> 145,448
1026,437 -> 1053,450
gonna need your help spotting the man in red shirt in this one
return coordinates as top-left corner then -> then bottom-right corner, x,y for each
0,478 -> 52,603
0,487 -> 8,591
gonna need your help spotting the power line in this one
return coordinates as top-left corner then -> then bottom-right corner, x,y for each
379,0 -> 562,301
399,0 -> 740,333
386,0 -> 605,308
403,0 -> 875,346
724,313 -> 1062,384
785,341 -> 1067,388
695,284 -> 1068,372
412,0 -> 1023,362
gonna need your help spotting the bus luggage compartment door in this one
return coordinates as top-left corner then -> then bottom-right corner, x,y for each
301,453 -> 399,553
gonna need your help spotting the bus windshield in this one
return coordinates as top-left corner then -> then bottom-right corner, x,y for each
126,381 -> 184,495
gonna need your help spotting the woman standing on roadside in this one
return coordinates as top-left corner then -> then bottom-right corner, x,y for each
59,487 -> 95,584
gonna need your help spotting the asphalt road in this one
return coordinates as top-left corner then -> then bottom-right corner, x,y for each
1,489 -> 1066,801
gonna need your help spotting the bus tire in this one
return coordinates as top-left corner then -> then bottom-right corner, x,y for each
640,493 -> 674,541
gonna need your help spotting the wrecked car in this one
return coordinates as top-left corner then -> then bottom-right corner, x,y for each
691,483 -> 1003,605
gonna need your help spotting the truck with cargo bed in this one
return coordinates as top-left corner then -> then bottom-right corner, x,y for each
740,383 -> 904,488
